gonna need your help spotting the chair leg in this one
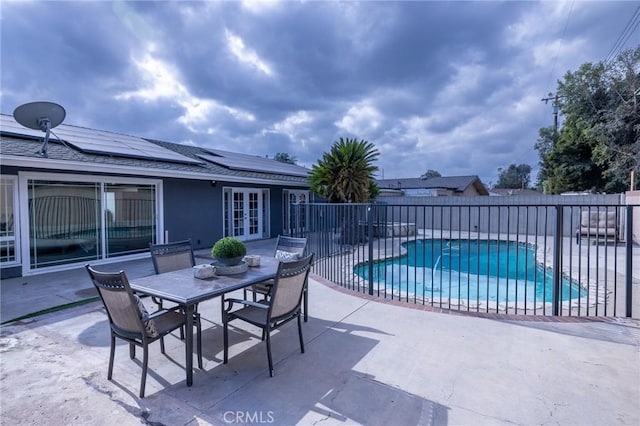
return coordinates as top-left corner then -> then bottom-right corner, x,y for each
297,314 -> 305,354
160,336 -> 166,354
108,334 -> 116,380
129,343 -> 136,359
265,328 -> 273,377
140,344 -> 149,398
303,287 -> 308,322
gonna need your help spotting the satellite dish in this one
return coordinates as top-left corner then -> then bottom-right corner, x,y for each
13,101 -> 66,157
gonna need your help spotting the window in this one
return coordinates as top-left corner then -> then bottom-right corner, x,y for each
283,189 -> 309,235
0,176 -> 18,264
21,174 -> 160,271
28,180 -> 102,269
104,183 -> 156,258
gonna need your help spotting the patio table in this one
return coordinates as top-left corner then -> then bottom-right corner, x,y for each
129,255 -> 279,386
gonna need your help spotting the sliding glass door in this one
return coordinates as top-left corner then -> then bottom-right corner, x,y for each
22,174 -> 160,271
27,180 -> 101,269
104,183 -> 156,258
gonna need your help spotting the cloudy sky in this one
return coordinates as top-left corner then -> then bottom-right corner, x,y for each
1,1 -> 638,186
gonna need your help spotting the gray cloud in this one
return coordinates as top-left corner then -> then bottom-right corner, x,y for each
2,1 -> 637,186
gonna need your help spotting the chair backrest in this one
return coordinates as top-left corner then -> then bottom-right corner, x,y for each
269,253 -> 314,320
580,210 -> 618,229
149,239 -> 195,274
274,235 -> 307,258
85,265 -> 143,337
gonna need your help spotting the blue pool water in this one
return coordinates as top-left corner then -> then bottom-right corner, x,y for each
354,239 -> 585,303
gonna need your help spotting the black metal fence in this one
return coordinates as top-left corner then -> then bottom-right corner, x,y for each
291,202 -> 638,318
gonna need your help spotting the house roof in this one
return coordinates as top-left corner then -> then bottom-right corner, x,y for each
377,175 -> 489,195
0,114 -> 310,186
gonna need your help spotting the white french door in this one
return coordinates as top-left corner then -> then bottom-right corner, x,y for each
283,189 -> 309,235
230,189 -> 263,241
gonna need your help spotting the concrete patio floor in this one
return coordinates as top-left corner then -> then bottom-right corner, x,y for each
1,239 -> 639,425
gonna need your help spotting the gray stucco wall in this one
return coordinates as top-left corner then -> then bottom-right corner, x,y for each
162,178 -> 222,250
162,178 -> 290,250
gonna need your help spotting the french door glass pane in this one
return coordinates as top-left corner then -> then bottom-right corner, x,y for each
28,180 -> 101,269
105,183 -> 156,257
248,192 -> 259,234
262,190 -> 269,238
233,192 -> 245,237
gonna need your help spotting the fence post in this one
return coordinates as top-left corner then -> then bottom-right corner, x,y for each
368,205 -> 374,295
552,205 -> 564,316
626,205 -> 634,318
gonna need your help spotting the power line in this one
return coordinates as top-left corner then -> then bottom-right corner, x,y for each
605,4 -> 640,63
547,1 -> 575,90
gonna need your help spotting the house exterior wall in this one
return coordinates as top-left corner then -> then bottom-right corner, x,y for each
1,164 -> 299,277
162,178 -> 289,250
162,178 -> 222,249
461,185 -> 480,196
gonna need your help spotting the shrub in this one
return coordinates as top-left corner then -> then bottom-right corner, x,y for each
211,237 -> 247,259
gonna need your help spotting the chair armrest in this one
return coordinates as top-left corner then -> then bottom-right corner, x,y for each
147,306 -> 183,320
224,298 -> 269,311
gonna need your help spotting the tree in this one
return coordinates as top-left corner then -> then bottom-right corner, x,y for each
421,170 -> 441,179
495,164 -> 532,189
591,47 -> 640,192
274,152 -> 297,164
308,137 -> 380,203
536,46 -> 639,193
534,126 -> 556,192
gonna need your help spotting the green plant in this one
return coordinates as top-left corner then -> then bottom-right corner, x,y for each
211,237 -> 247,259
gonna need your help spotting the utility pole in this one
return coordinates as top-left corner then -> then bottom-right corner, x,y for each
541,93 -> 559,140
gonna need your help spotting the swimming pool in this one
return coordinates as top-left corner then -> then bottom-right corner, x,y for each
353,239 -> 585,303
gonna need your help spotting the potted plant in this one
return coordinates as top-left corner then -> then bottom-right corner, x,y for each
211,237 -> 247,266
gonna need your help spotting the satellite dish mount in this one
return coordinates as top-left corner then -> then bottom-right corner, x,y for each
13,101 -> 66,157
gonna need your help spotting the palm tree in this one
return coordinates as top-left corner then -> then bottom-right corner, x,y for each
309,137 -> 379,203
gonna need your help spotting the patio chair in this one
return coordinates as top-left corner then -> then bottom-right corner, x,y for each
149,239 -> 202,344
575,210 -> 619,245
86,265 -> 203,398
223,253 -> 314,377
244,235 -> 310,321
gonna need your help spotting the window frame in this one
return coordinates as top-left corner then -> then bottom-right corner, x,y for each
0,175 -> 20,266
18,172 -> 163,275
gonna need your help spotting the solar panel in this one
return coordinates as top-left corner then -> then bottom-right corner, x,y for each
1,114 -> 202,165
1,115 -> 45,139
198,149 -> 309,177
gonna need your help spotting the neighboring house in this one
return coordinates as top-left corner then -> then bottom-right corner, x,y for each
377,176 -> 489,197
0,114 -> 312,278
489,188 -> 543,197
